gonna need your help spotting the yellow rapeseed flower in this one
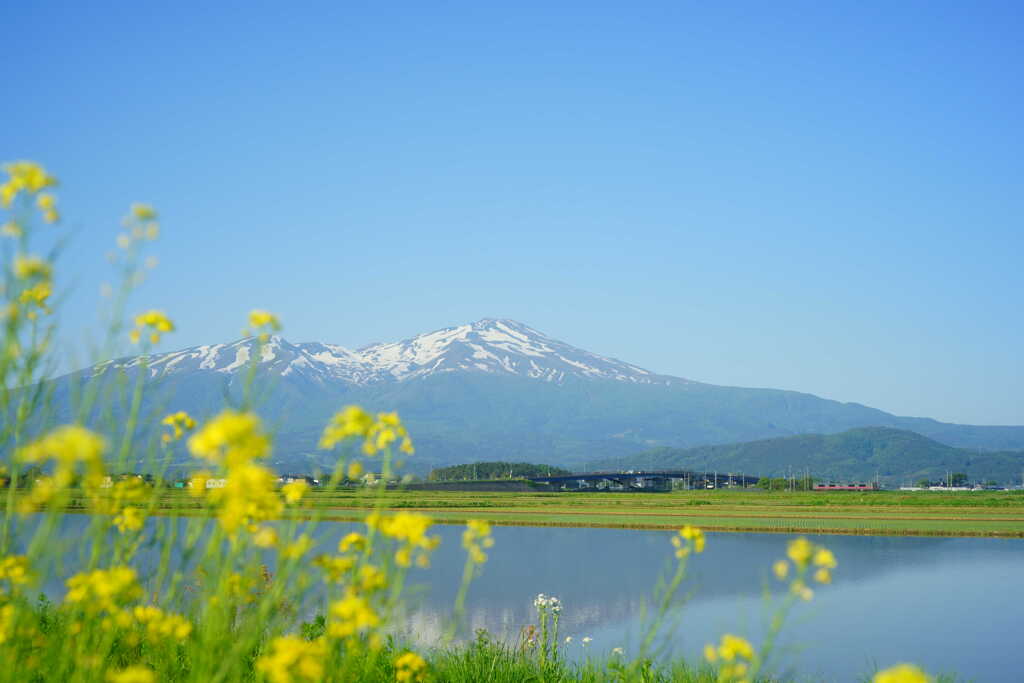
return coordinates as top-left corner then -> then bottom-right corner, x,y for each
282,480 -> 308,503
249,309 -> 281,330
106,667 -> 155,683
17,425 -> 106,473
314,554 -> 357,582
772,560 -> 789,580
65,567 -> 143,613
256,635 -> 327,683
0,555 -> 32,585
207,462 -> 282,535
188,410 -> 270,467
873,663 -> 931,683
12,255 -> 52,281
188,470 -> 213,497
282,535 -> 314,560
113,507 -> 145,533
358,565 -> 387,592
789,579 -> 814,602
1,161 -> 57,208
253,526 -> 279,548
368,512 -> 439,568
18,281 -> 52,313
462,519 -> 495,565
705,633 -> 756,683
161,411 -> 196,443
395,651 -> 429,683
813,547 -> 837,570
130,204 -> 158,221
786,537 -> 813,568
319,406 -> 414,455
339,532 -> 368,554
0,604 -> 15,645
131,605 -> 193,641
35,193 -> 59,223
328,589 -> 380,638
130,310 -> 175,345
347,461 -> 364,480
319,406 -> 374,449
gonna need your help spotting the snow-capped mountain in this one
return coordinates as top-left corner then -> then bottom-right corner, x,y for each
102,319 -> 688,387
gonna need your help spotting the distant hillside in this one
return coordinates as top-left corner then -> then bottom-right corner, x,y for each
428,461 -> 570,481
594,427 -> 1024,485
33,319 -> 1024,474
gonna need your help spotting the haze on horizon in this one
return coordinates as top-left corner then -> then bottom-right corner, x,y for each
3,1 -> 1021,425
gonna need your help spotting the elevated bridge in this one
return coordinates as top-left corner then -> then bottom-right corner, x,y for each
528,470 -> 759,491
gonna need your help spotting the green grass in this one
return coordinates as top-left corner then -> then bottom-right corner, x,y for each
57,487 -> 1024,537
287,488 -> 1024,537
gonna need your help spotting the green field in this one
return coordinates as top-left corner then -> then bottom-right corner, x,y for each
117,487 -> 1024,537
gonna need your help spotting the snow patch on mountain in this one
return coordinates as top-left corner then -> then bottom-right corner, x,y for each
96,319 -> 690,387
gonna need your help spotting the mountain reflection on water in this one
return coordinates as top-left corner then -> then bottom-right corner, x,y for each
20,517 -> 1024,682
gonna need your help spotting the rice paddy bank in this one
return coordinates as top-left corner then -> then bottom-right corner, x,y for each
114,488 -> 1024,538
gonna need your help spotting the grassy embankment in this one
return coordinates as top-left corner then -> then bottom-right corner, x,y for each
87,487 -> 1024,537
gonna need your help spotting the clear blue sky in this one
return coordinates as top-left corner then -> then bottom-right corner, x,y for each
4,1 -> 1022,424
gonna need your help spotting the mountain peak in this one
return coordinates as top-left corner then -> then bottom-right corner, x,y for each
100,319 -> 688,387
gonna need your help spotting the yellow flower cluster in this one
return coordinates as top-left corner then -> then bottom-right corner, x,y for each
65,567 -> 143,613
116,204 -> 160,250
246,309 -> 282,342
36,192 -> 59,223
873,663 -> 931,683
130,605 -> 193,641
462,520 -> 495,564
106,666 -> 155,683
367,512 -> 439,568
256,635 -> 327,683
0,555 -> 32,586
17,425 -> 107,508
208,463 -> 283,535
704,633 -> 756,683
131,204 -> 158,221
339,532 -> 368,554
90,476 -> 149,531
313,555 -> 357,583
328,589 -> 380,639
671,525 -> 705,558
282,480 -> 309,504
774,537 -> 837,600
18,280 -> 51,317
319,406 -> 414,456
394,651 -> 428,683
13,255 -> 52,281
188,410 -> 270,467
1,161 -> 57,211
0,604 -> 15,645
161,411 -> 196,443
129,310 -> 175,345
186,411 -> 285,534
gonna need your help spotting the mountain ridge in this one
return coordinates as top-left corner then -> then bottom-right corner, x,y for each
593,427 -> 1024,484
49,318 -> 1024,475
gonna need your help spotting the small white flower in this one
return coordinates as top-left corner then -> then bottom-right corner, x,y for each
612,647 -> 624,656
565,636 -> 572,644
582,636 -> 592,646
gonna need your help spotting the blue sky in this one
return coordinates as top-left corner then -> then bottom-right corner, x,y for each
3,1 -> 1022,424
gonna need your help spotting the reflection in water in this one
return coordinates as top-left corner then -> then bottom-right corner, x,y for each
18,517 -> 1024,682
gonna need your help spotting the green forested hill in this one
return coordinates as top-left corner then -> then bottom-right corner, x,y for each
428,461 -> 570,481
596,427 -> 1024,485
